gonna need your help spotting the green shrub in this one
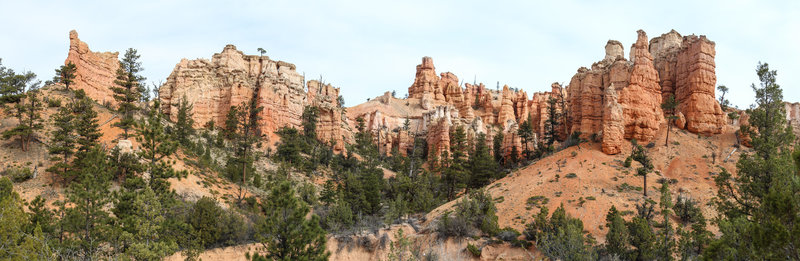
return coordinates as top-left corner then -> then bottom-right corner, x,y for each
624,157 -> 632,168
467,243 -> 481,257
497,227 -> 521,242
47,98 -> 62,107
4,166 -> 32,182
524,205 -> 596,260
437,189 -> 499,238
188,197 -> 224,248
673,194 -> 702,224
526,195 -> 549,208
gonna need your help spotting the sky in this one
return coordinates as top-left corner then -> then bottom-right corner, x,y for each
1,0 -> 798,108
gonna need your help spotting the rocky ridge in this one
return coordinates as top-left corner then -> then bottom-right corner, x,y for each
64,30 -> 120,106
158,44 -> 351,151
65,29 -> 730,159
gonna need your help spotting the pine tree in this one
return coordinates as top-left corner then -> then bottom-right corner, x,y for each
629,140 -> 653,197
54,61 -> 77,91
493,131 -> 504,164
656,182 -> 675,260
123,186 -> 178,260
468,133 -> 498,188
443,126 -> 468,200
627,216 -> 656,260
252,181 -> 329,261
2,87 -> 43,151
64,146 -> 112,259
0,177 -> 52,260
174,94 -> 195,146
228,98 -> 263,203
706,62 -> 800,259
111,48 -> 145,139
0,61 -> 34,106
544,96 -> 559,147
302,105 -> 319,144
47,105 -> 75,184
662,94 -> 679,146
136,100 -> 181,196
517,120 -> 534,159
717,85 -> 730,110
70,90 -> 102,174
604,206 -> 630,258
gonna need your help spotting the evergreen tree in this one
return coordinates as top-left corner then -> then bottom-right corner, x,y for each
301,105 -> 319,144
443,126 -> 468,200
27,195 -> 54,236
47,105 -> 76,184
54,61 -> 77,91
468,133 -> 499,188
629,140 -> 653,197
527,204 -> 596,260
604,206 -> 629,258
174,94 -> 195,146
0,61 -> 34,106
656,182 -> 675,260
717,85 -> 730,110
662,94 -> 679,146
0,177 -> 52,260
544,96 -> 559,147
493,131 -> 504,164
71,90 -> 102,164
111,48 -> 145,139
517,119 -> 534,159
64,146 -> 112,259
2,87 -> 43,151
274,127 -> 303,165
136,100 -> 181,196
627,216 -> 656,260
228,98 -> 262,202
252,181 -> 329,261
123,186 -> 178,260
706,62 -> 800,259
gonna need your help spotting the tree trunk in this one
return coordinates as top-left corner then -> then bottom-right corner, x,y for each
643,173 -> 648,197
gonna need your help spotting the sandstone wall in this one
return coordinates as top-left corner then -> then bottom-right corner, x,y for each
159,45 -> 350,151
65,30 -> 119,106
675,35 -> 724,135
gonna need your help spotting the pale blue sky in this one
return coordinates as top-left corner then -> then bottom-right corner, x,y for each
1,0 -> 798,108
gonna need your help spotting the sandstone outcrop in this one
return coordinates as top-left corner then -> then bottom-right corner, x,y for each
651,30 -> 724,135
65,30 -> 119,106
675,35 -> 724,135
347,29 -> 725,158
408,57 -> 440,102
602,84 -> 624,154
618,30 -> 663,141
159,45 -> 351,151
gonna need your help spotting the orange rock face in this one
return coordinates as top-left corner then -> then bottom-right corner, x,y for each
565,30 -> 664,154
618,30 -> 663,141
602,84 -> 624,154
497,85 -> 517,127
159,45 -> 350,151
65,30 -> 120,106
675,35 -> 724,135
408,56 -> 440,102
651,30 -> 724,135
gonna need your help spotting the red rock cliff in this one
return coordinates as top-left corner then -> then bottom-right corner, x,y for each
159,45 -> 351,151
65,30 -> 120,106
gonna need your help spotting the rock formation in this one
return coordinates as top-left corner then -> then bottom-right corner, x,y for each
159,45 -> 351,151
618,30 -> 663,141
602,84 -> 624,154
651,30 -> 725,135
65,30 -> 119,106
